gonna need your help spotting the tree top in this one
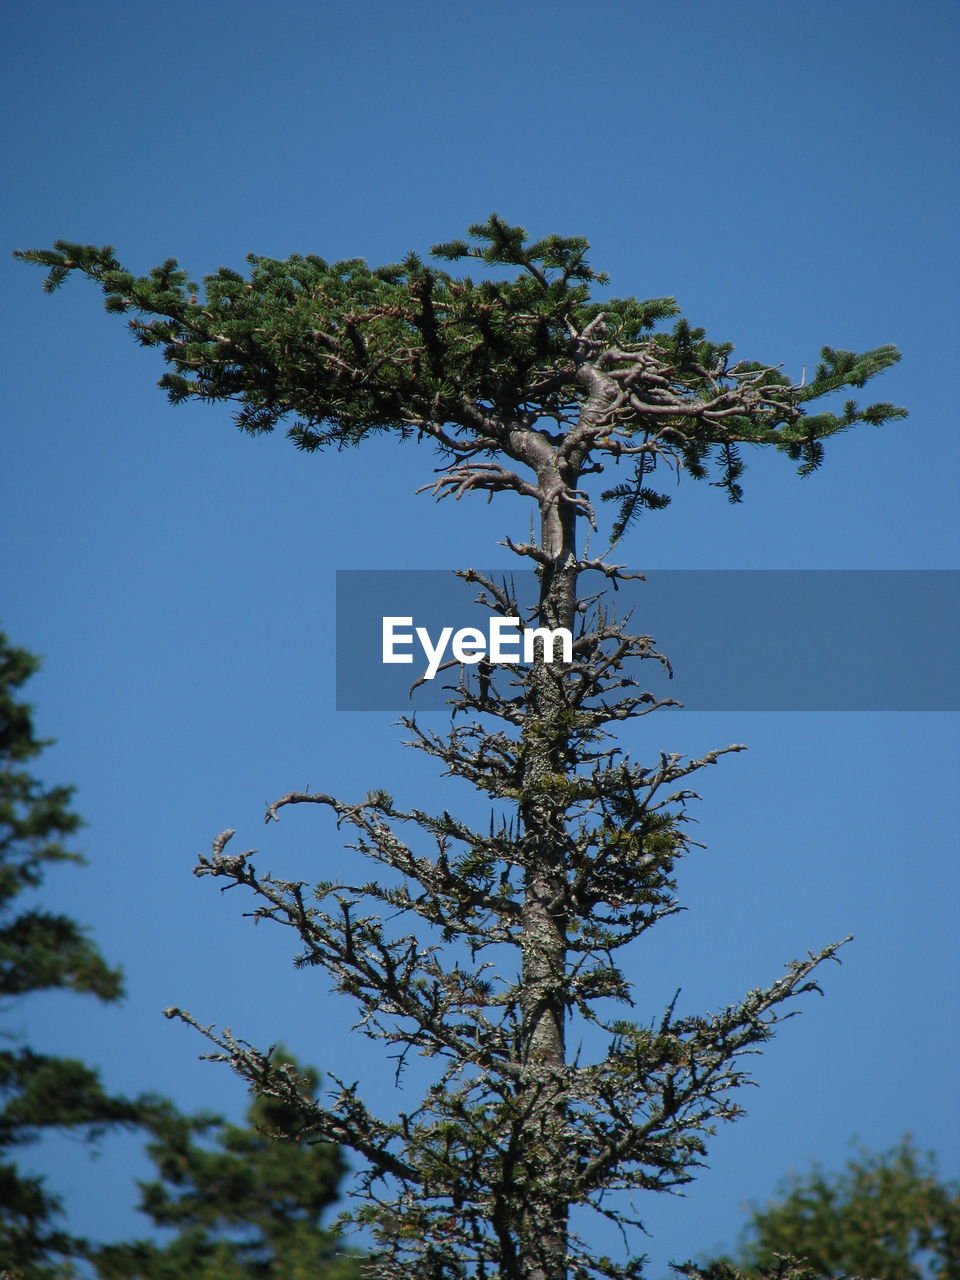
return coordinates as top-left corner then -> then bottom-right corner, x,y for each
16,215 -> 905,528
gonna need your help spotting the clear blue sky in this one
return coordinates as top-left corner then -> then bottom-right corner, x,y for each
2,0 -> 958,1272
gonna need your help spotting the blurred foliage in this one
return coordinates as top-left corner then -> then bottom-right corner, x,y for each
702,1136 -> 960,1280
0,629 -> 154,1278
87,1051 -> 361,1280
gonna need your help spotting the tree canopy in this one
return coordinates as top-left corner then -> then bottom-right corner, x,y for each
16,215 -> 904,530
714,1137 -> 960,1280
88,1051 -> 360,1280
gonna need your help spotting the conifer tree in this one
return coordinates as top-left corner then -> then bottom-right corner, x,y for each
711,1137 -> 960,1280
0,630 -> 152,1278
88,1051 -> 361,1280
17,218 -> 907,1280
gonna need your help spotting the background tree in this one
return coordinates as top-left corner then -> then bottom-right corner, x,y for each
88,1050 -> 360,1280
709,1136 -> 960,1280
0,633 -> 357,1278
17,217 -> 906,1280
670,1259 -> 827,1280
0,630 -> 152,1278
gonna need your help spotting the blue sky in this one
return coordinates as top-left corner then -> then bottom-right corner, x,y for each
2,0 -> 958,1272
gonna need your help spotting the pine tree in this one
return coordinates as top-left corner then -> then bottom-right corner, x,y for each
88,1051 -> 361,1280
710,1137 -> 960,1280
0,630 -> 152,1278
17,217 -> 907,1280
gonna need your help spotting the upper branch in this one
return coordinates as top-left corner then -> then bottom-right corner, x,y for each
16,223 -> 904,518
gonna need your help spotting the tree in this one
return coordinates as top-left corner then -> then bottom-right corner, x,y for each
0,630 -> 153,1278
0,633 -> 357,1277
670,1259 -> 827,1280
88,1051 -> 361,1280
710,1136 -> 960,1280
17,216 -> 907,1280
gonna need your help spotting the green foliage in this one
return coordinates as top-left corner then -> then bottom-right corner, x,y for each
714,1137 -> 960,1280
0,631 -> 154,1278
0,633 -> 358,1277
87,1051 -> 361,1280
0,638 -> 119,1002
15,216 -> 905,524
671,1259 -> 824,1280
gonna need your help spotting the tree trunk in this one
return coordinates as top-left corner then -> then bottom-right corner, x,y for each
516,457 -> 580,1280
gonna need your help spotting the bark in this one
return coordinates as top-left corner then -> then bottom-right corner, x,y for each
516,446 -> 582,1280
